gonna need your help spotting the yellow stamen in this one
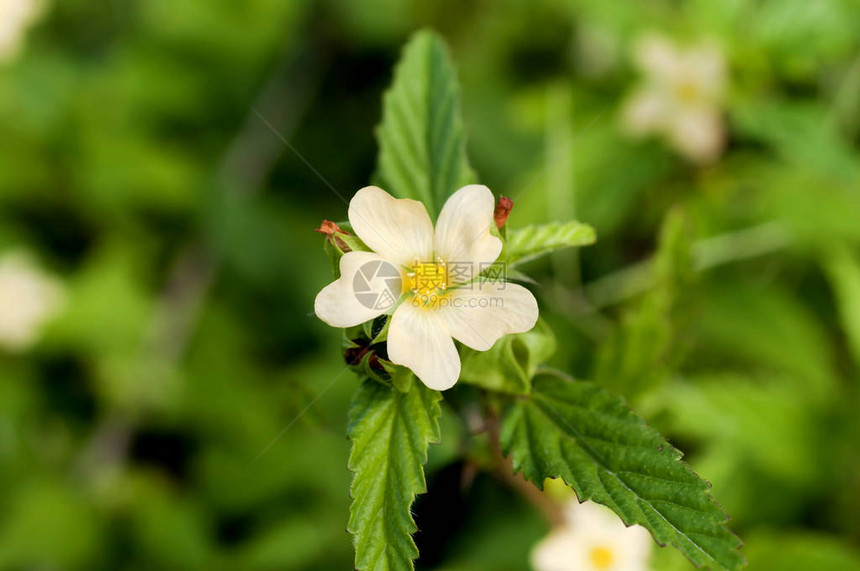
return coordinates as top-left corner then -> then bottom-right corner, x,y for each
674,81 -> 700,103
408,258 -> 449,296
589,545 -> 615,570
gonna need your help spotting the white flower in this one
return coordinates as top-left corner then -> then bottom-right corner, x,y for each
0,0 -> 46,62
314,185 -> 539,390
532,500 -> 652,571
0,251 -> 65,351
621,33 -> 727,164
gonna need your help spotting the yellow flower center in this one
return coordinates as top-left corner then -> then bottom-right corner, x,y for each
407,258 -> 448,296
588,545 -> 615,570
674,81 -> 700,103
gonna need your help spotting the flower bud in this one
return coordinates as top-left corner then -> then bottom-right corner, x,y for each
494,196 -> 513,229
315,220 -> 353,253
343,332 -> 412,391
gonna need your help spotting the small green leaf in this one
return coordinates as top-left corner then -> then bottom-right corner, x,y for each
460,319 -> 556,394
824,244 -> 860,371
594,208 -> 695,398
503,221 -> 596,267
374,29 -> 475,218
501,370 -> 744,570
347,379 -> 442,570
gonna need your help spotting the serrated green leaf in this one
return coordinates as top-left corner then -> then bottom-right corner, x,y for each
501,370 -> 744,570
374,29 -> 475,218
503,221 -> 596,267
460,319 -> 556,394
347,379 -> 442,571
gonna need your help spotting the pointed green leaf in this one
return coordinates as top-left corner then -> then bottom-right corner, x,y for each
503,221 -> 596,267
824,244 -> 860,371
375,29 -> 475,217
501,371 -> 744,570
594,208 -> 696,398
347,379 -> 442,570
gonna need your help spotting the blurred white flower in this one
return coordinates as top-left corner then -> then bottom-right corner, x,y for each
314,185 -> 538,391
0,0 -> 46,62
532,500 -> 652,571
621,33 -> 727,164
0,251 -> 65,351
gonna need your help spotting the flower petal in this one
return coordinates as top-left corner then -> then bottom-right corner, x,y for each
439,282 -> 538,351
387,302 -> 460,390
531,529 -> 587,571
633,33 -> 679,79
0,252 -> 65,351
348,186 -> 434,268
434,185 -> 503,284
314,251 -> 401,328
621,88 -> 671,136
682,42 -> 726,99
668,106 -> 725,164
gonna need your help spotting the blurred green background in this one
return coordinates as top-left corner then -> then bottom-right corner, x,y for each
2,0 -> 860,569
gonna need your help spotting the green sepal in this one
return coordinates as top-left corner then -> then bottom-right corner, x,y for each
321,220 -> 371,279
460,319 -> 557,394
343,316 -> 410,390
362,314 -> 391,345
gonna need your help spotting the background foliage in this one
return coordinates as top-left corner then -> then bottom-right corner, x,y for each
1,0 -> 860,569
